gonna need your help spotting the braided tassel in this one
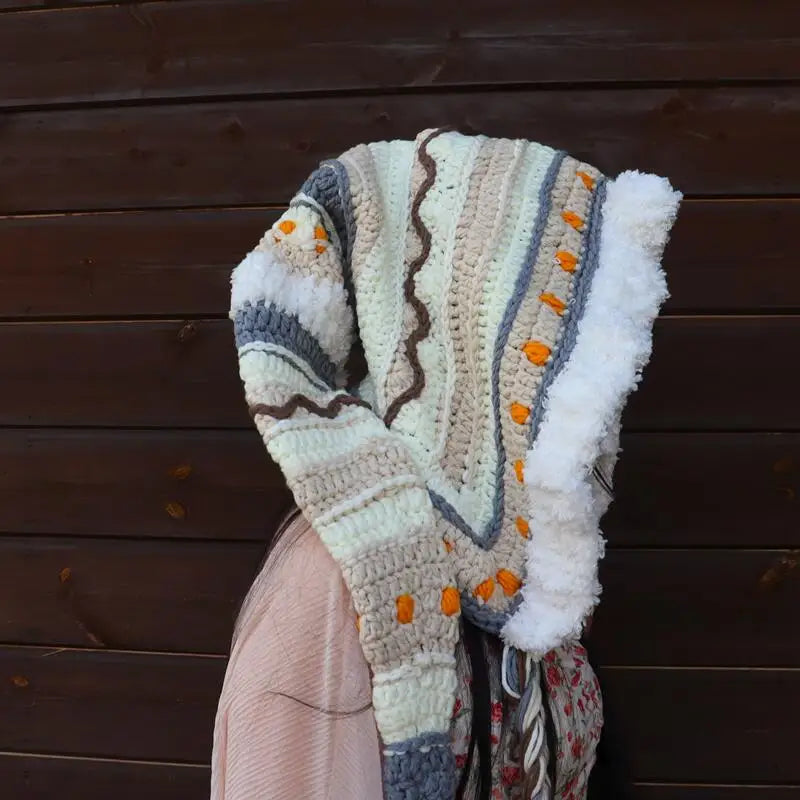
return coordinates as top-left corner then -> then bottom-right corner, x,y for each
502,646 -> 552,798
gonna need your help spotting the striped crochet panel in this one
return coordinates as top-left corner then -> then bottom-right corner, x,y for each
230,129 -> 681,799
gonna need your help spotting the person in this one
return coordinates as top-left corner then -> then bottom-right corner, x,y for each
211,508 -> 603,799
212,129 -> 680,799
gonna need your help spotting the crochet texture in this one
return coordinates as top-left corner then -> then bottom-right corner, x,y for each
231,128 -> 681,799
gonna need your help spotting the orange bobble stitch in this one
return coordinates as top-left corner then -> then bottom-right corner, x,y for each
540,292 -> 566,315
522,340 -> 551,367
396,594 -> 414,624
473,578 -> 495,603
441,586 -> 461,616
576,171 -> 595,191
561,210 -> 584,231
497,569 -> 522,596
444,539 -> 454,553
278,219 -> 297,235
515,517 -> 530,538
314,225 -> 329,253
555,250 -> 578,273
510,402 -> 531,425
514,459 -> 525,483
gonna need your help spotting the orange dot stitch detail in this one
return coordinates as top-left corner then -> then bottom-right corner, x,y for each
497,569 -> 522,596
444,539 -> 454,553
278,220 -> 296,235
396,594 -> 414,624
561,210 -> 584,231
314,225 -> 328,241
555,250 -> 578,273
441,587 -> 461,616
522,341 -> 551,366
540,293 -> 566,315
315,244 -> 327,254
514,460 -> 525,483
510,402 -> 531,425
355,615 -> 362,632
576,171 -> 595,190
473,579 -> 495,603
516,517 -> 530,538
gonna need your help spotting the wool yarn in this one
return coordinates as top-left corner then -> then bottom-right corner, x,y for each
231,128 -> 681,799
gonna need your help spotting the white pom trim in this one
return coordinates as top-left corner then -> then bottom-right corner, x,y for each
230,247 -> 354,367
502,170 -> 681,655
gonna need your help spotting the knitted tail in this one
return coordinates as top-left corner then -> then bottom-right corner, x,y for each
230,194 -> 460,799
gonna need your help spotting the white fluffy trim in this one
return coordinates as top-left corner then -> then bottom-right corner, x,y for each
230,247 -> 354,366
503,170 -> 681,655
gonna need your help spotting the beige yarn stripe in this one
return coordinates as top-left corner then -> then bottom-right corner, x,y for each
443,137 -> 521,488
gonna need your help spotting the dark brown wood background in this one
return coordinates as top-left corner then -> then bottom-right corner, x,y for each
1,2 -> 799,798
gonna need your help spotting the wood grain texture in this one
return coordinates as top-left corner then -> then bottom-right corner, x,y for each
0,753 -> 209,800
0,646 -> 224,762
0,428 -> 291,539
3,200 -> 799,319
9,757 -> 795,800
663,200 -> 800,314
2,649 -> 797,782
633,786 -> 800,800
1,429 -> 796,548
600,667 -> 800,783
0,536 -> 263,652
1,87 -> 798,214
1,1 -> 798,106
0,208 -> 276,318
604,432 -> 800,548
4,537 -> 798,664
1,317 -> 796,429
591,549 -> 800,667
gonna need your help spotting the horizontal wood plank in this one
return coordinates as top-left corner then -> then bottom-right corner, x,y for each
591,549 -> 800,666
0,208 -> 276,318
600,667 -> 800,783
604,432 -> 800,548
624,317 -> 800,431
1,429 -> 796,548
3,537 -> 798,664
0,537 -> 263,652
2,2 -> 798,107
4,200 -> 799,318
1,87 -> 798,213
1,317 -> 796,429
0,646 -> 224,762
0,753 -> 208,800
664,200 -> 800,314
633,786 -> 800,800
8,756 -> 796,800
2,648 -> 797,782
0,428 -> 291,539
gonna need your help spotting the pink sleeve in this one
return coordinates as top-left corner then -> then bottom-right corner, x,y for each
211,516 -> 383,800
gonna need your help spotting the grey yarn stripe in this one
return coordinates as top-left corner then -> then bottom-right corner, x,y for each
460,592 -> 521,634
485,151 -> 567,546
239,344 -> 332,394
430,153 -> 565,553
233,300 -> 336,386
527,178 -> 608,446
383,731 -> 455,800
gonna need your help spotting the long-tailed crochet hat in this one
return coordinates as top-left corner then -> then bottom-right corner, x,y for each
230,128 -> 681,799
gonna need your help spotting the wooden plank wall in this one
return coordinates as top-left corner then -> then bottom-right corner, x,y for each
1,2 -> 799,797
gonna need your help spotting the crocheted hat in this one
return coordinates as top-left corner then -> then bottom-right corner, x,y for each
231,129 -> 681,799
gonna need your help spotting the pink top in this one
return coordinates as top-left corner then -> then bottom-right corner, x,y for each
211,514 -> 602,799
211,515 -> 383,799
